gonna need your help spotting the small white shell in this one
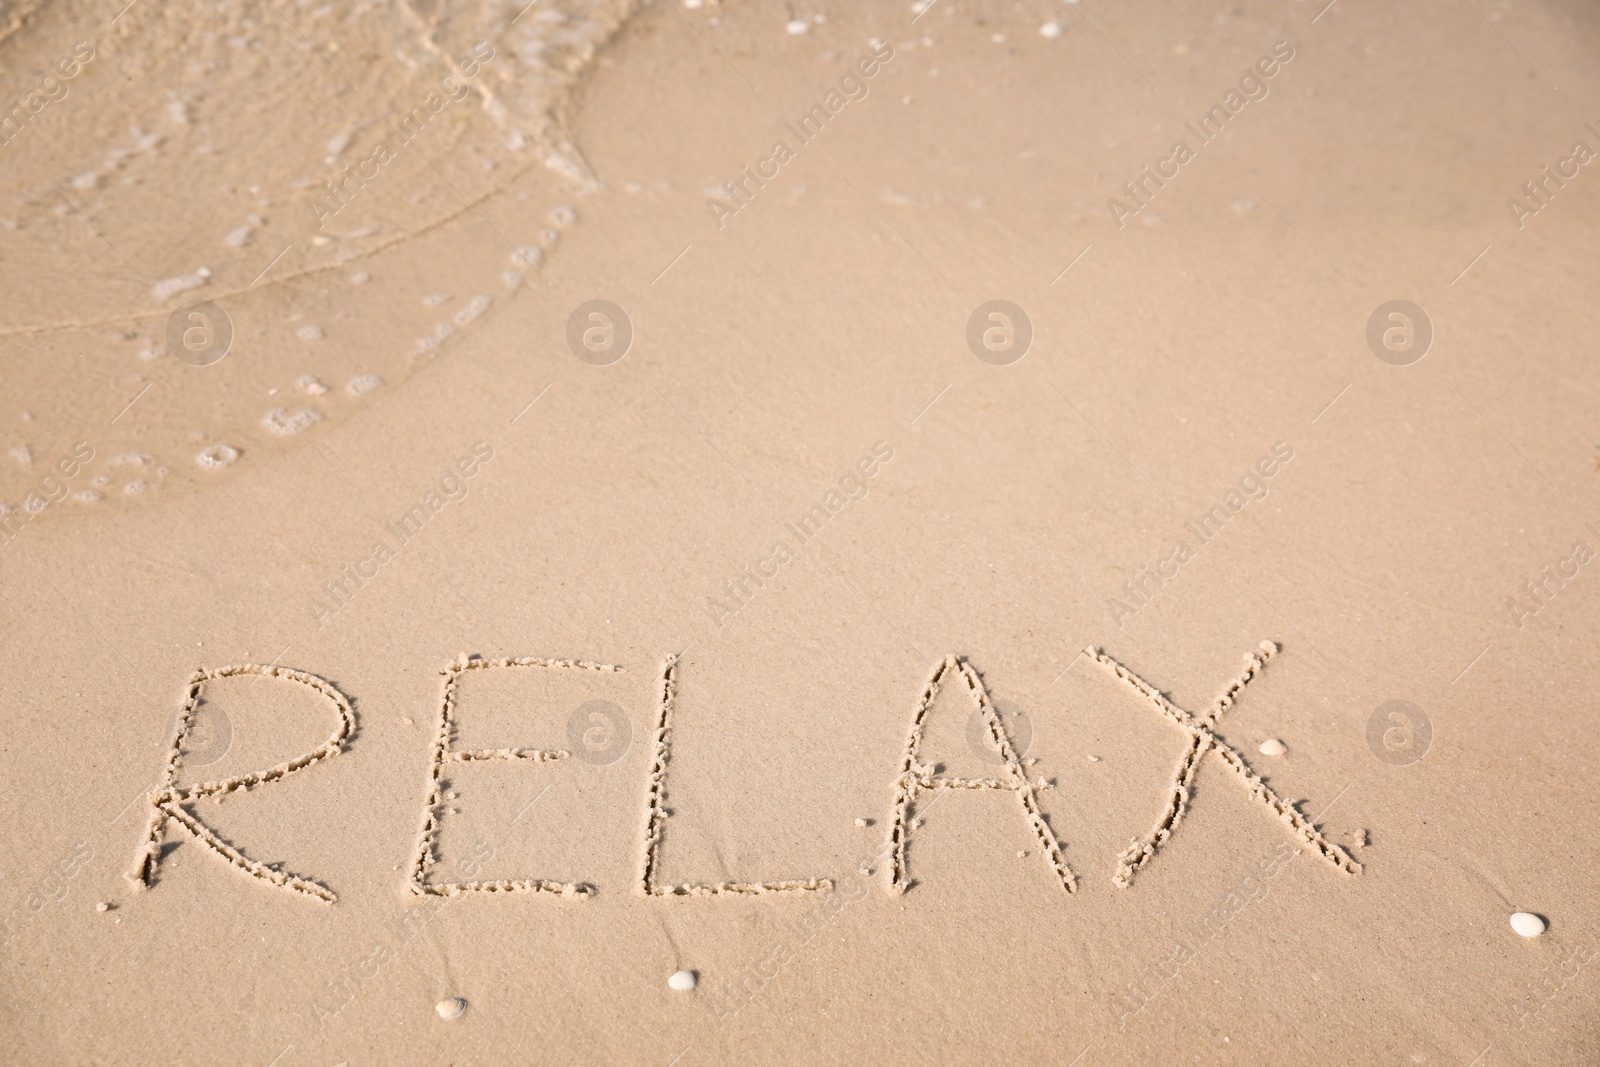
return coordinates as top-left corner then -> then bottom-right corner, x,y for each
1510,912 -> 1546,938
668,970 -> 697,992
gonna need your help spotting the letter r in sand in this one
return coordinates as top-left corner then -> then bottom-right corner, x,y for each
127,664 -> 356,903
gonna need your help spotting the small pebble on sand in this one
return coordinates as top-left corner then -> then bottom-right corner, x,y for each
1510,912 -> 1546,938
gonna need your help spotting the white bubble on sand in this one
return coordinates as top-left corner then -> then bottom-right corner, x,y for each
197,443 -> 240,469
548,204 -> 577,227
110,453 -> 154,467
8,445 -> 31,465
123,480 -> 148,495
296,375 -> 329,396
423,292 -> 452,308
350,271 -> 370,284
262,407 -> 322,436
296,324 -> 325,341
511,246 -> 543,268
544,152 -> 588,185
435,998 -> 466,1019
73,489 -> 102,503
1040,21 -> 1063,38
414,329 -> 453,355
785,18 -> 809,34
347,374 -> 383,396
453,294 -> 492,326
1511,912 -> 1546,937
151,267 -> 211,302
668,970 -> 697,991
1259,739 -> 1287,756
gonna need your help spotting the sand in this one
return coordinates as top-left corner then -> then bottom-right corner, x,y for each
3,0 -> 1600,1063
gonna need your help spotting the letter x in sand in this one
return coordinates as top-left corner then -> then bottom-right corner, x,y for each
1086,641 -> 1360,888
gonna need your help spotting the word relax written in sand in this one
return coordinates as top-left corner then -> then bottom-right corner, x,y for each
127,643 -> 1360,905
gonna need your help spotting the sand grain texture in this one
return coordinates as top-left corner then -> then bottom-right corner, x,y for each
2,1 -> 1599,1064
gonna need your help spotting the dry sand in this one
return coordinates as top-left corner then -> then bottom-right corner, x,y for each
3,0 -> 1600,1063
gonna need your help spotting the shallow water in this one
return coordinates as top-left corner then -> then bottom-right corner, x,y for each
0,0 -> 641,524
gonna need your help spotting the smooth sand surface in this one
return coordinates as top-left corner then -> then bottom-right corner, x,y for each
3,1 -> 1599,1063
